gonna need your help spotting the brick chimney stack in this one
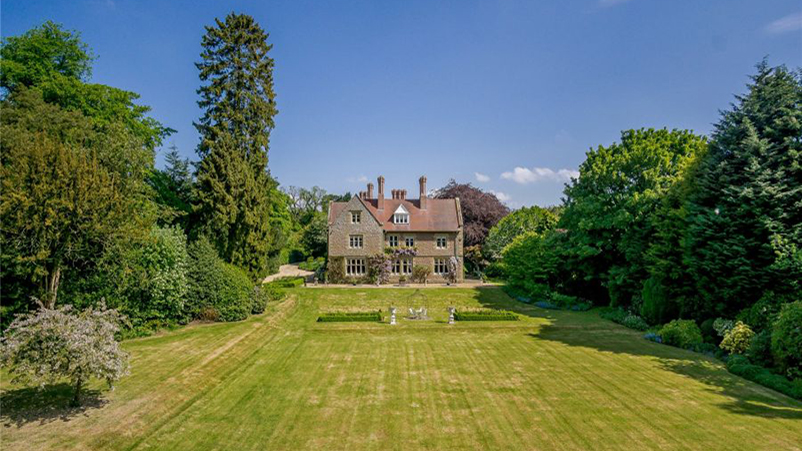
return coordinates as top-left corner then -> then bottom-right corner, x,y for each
419,176 -> 427,210
367,182 -> 374,199
399,190 -> 407,200
377,176 -> 385,210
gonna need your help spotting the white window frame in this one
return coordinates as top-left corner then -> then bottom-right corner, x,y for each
392,258 -> 413,275
393,204 -> 409,224
346,258 -> 365,276
434,258 -> 447,275
388,235 -> 399,247
435,236 -> 447,249
351,211 -> 361,224
405,236 -> 415,247
349,235 -> 363,249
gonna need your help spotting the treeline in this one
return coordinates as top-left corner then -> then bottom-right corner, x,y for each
0,16 -> 322,333
489,61 -> 801,381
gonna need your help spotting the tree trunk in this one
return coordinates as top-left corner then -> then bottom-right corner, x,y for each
45,267 -> 61,309
72,375 -> 83,407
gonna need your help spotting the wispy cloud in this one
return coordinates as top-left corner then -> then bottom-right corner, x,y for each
346,175 -> 368,183
599,0 -> 635,8
489,190 -> 511,203
501,167 -> 578,185
474,172 -> 490,183
765,12 -> 802,34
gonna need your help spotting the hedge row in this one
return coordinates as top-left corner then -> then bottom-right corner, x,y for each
317,311 -> 382,322
727,355 -> 802,401
454,310 -> 518,321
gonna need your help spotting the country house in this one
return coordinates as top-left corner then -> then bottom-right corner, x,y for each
327,176 -> 464,282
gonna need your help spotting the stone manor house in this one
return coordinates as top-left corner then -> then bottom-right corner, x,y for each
327,175 -> 464,282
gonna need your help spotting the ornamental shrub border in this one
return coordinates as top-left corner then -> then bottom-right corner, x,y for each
454,310 -> 518,321
317,311 -> 382,323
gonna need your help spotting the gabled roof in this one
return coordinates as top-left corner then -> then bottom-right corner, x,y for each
328,197 -> 462,232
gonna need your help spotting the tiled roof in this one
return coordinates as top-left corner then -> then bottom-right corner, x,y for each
329,197 -> 462,232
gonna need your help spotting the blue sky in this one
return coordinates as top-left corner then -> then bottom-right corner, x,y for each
3,0 -> 801,207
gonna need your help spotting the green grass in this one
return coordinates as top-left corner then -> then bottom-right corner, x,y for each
2,287 -> 801,450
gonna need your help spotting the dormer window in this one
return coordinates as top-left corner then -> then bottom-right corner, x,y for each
393,204 -> 409,224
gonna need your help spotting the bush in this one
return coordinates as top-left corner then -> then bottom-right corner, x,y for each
720,321 -> 755,355
713,318 -> 734,337
268,277 -> 304,288
659,319 -> 703,349
771,301 -> 802,378
747,330 -> 774,368
298,256 -> 325,272
700,318 -> 717,344
621,314 -> 649,331
187,238 -> 254,322
412,265 -> 432,284
726,355 -> 802,401
317,311 -> 382,322
737,291 -> 786,332
640,276 -> 676,325
326,256 -> 345,284
250,284 -> 282,315
454,310 -> 518,321
644,332 -> 662,343
599,307 -> 628,323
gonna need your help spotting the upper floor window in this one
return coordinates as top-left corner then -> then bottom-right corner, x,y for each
436,236 -> 447,249
405,237 -> 415,247
393,204 -> 409,224
349,235 -> 363,249
351,211 -> 361,224
388,235 -> 399,247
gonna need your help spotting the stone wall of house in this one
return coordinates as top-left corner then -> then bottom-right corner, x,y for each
328,197 -> 383,275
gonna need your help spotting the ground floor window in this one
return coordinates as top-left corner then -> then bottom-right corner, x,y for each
346,258 -> 365,276
392,258 -> 413,275
434,258 -> 448,275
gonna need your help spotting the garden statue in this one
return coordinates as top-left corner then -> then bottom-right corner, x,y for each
448,306 -> 455,325
390,307 -> 397,325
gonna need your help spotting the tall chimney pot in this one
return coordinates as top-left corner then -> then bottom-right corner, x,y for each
377,176 -> 385,210
367,182 -> 374,199
419,176 -> 427,210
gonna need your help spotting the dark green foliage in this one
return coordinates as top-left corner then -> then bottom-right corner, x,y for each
298,257 -> 325,272
726,355 -> 802,401
684,62 -> 802,319
148,146 -> 194,230
736,291 -> 787,332
746,330 -> 774,369
267,277 -> 305,288
501,231 -> 560,297
484,206 -> 558,261
454,310 -> 518,321
317,311 -> 382,322
186,238 -> 254,322
559,128 -> 707,307
659,319 -> 703,349
250,284 -> 285,315
771,301 -> 802,377
300,212 -> 328,258
640,276 -> 677,325
598,308 -> 648,331
192,13 -> 285,279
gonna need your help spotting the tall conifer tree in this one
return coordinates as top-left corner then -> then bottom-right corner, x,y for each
684,61 -> 802,319
193,13 -> 279,278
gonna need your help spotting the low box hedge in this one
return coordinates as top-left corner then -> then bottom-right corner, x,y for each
454,310 -> 518,321
317,311 -> 382,322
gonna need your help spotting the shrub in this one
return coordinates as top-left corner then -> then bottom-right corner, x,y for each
700,318 -> 717,344
326,256 -> 345,283
548,292 -> 578,309
367,254 -> 391,285
621,314 -> 649,331
412,265 -> 432,284
250,285 -> 281,315
599,307 -> 628,324
737,291 -> 787,332
187,238 -> 254,322
747,330 -> 774,368
298,256 -> 325,272
771,301 -> 802,378
534,301 -> 559,310
644,332 -> 662,343
640,276 -> 676,325
726,355 -> 802,401
713,318 -> 734,337
268,277 -> 304,288
659,319 -> 703,349
317,311 -> 382,322
720,321 -> 755,355
454,310 -> 518,321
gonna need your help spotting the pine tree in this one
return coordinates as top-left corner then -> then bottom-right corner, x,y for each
684,61 -> 802,319
192,13 -> 279,278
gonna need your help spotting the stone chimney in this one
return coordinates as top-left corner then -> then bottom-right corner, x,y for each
419,176 -> 427,210
367,182 -> 374,199
377,176 -> 385,210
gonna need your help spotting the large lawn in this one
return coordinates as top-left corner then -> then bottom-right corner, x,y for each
2,287 -> 801,450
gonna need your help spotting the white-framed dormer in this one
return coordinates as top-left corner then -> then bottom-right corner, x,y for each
393,204 -> 410,224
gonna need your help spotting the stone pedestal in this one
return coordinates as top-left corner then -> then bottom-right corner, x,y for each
390,307 -> 397,325
448,306 -> 455,325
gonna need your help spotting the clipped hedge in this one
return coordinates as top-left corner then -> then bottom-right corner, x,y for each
269,276 -> 305,288
454,310 -> 518,321
317,311 -> 382,322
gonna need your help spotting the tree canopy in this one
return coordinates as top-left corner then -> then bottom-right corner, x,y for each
434,180 -> 509,247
